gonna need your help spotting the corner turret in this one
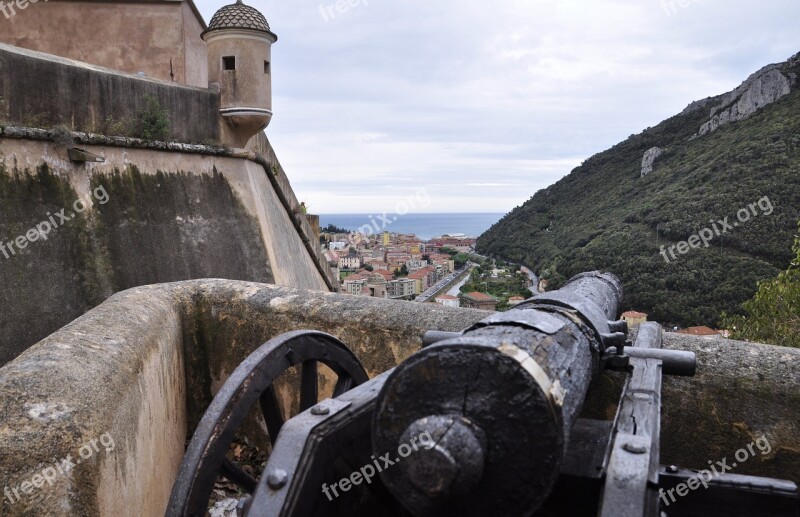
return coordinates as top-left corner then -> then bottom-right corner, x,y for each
202,0 -> 277,147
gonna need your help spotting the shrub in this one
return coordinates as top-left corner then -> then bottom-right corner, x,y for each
134,95 -> 170,141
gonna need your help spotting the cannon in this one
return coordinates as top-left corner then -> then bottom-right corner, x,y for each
166,272 -> 800,517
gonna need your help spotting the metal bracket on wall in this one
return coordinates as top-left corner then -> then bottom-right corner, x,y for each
68,148 -> 105,163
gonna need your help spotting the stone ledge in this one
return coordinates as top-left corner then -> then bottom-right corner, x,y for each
0,279 -> 487,515
0,126 -> 338,291
0,280 -> 796,515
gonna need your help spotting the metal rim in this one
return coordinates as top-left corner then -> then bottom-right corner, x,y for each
166,330 -> 369,517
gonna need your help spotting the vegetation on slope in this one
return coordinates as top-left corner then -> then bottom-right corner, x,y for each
477,56 -> 800,328
723,224 -> 800,348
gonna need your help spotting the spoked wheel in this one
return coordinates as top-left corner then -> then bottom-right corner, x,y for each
166,330 -> 369,517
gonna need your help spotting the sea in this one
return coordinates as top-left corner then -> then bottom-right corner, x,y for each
319,213 -> 505,241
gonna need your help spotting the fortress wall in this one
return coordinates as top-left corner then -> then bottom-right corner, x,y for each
249,131 -> 338,286
0,43 -> 219,143
182,0 -> 209,88
0,280 -> 486,516
0,0 -> 208,87
0,280 -> 797,516
0,284 -> 188,517
0,131 -> 332,365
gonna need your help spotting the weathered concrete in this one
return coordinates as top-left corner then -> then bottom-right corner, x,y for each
0,44 -> 219,143
0,280 -> 487,515
0,284 -> 187,517
0,281 -> 797,516
584,328 -> 800,483
0,0 -> 208,87
0,129 -> 334,365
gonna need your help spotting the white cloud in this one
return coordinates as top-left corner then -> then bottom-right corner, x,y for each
195,0 -> 800,213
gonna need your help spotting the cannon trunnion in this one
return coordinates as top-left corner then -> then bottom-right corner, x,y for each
167,272 -> 800,517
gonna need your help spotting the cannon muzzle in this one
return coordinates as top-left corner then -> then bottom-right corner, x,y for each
372,271 -> 624,516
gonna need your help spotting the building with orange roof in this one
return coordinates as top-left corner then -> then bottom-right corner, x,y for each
373,270 -> 395,281
407,270 -> 430,295
460,292 -> 498,311
622,310 -> 648,327
676,326 -> 724,339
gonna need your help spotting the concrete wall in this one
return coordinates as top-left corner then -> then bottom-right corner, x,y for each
0,0 -> 208,87
182,1 -> 210,88
0,43 -> 219,143
0,129 -> 333,365
0,280 -> 796,516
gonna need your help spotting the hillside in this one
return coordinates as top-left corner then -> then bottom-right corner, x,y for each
477,53 -> 800,327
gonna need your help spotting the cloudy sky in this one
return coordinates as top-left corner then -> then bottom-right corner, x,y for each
195,0 -> 800,214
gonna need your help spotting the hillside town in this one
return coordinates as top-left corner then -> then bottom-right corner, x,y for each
320,227 -> 535,310
322,226 -> 744,336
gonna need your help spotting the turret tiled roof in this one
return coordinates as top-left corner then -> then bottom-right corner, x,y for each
203,0 -> 276,39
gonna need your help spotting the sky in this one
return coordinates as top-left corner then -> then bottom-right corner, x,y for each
195,0 -> 800,214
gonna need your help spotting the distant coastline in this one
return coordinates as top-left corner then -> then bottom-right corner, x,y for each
319,213 -> 504,241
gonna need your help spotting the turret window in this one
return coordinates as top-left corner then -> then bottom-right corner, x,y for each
264,61 -> 271,74
223,56 -> 236,71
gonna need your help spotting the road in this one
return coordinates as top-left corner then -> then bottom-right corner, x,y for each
416,263 -> 475,303
447,273 -> 471,296
520,265 -> 540,294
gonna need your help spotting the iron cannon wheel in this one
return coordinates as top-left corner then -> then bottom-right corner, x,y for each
166,330 -> 369,517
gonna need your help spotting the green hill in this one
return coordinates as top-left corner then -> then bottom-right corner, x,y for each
477,53 -> 800,328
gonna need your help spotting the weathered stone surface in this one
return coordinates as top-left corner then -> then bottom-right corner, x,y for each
0,284 -> 186,517
679,96 -> 716,116
641,146 -> 663,177
0,281 -> 797,516
0,131 -> 336,365
0,280 -> 488,516
0,43 -> 219,143
696,65 -> 792,137
0,2 -> 207,87
584,329 -> 800,483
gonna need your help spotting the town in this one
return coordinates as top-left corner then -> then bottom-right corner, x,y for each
320,225 -> 744,340
320,225 -> 536,311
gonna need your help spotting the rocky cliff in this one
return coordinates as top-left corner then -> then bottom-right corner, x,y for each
694,61 -> 796,137
477,52 -> 800,327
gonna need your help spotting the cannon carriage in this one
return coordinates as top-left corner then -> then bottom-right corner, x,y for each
167,272 -> 800,517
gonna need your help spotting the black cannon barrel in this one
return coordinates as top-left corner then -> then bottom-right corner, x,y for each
372,272 -> 623,517
555,271 -> 623,320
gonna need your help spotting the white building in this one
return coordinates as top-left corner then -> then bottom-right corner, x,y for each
435,294 -> 460,308
406,259 -> 428,272
338,255 -> 362,270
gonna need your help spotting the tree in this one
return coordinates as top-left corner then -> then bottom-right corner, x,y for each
723,224 -> 800,348
453,253 -> 470,269
322,224 -> 351,234
363,264 -> 374,272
